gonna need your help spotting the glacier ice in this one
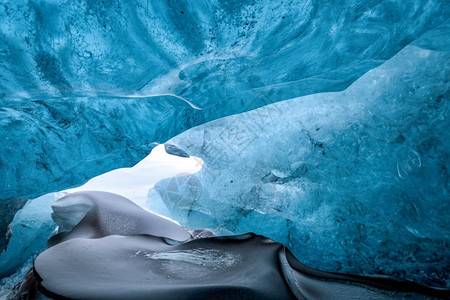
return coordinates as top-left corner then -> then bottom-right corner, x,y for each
25,191 -> 447,299
0,95 -> 203,201
0,193 -> 57,278
147,42 -> 450,287
0,144 -> 200,285
65,143 -> 202,207
35,233 -> 447,299
1,0 -> 449,200
0,0 -> 449,297
0,197 -> 26,252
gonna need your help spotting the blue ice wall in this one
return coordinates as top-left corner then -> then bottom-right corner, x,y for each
1,0 -> 449,200
147,27 -> 450,288
0,95 -> 203,200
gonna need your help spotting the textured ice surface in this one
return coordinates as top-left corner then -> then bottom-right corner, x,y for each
1,0 -> 449,200
0,197 -> 26,252
0,0 -> 449,296
148,42 -> 450,287
0,95 -> 202,200
0,257 -> 33,300
0,193 -> 57,278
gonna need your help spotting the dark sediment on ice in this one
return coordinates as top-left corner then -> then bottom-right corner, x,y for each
24,192 -> 450,299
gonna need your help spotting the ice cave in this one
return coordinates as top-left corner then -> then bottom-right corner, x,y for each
0,0 -> 449,299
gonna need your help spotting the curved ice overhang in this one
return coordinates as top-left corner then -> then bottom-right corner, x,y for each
1,1 -> 448,200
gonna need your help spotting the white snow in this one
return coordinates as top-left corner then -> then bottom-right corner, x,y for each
66,144 -> 203,208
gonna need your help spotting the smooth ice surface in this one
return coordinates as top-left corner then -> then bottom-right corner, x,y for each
33,192 -> 448,299
0,145 -> 200,292
148,42 -> 450,287
50,191 -> 190,244
1,0 -> 449,200
35,234 -> 428,300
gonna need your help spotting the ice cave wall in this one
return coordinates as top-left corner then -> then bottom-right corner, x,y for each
147,32 -> 450,287
1,0 -> 449,200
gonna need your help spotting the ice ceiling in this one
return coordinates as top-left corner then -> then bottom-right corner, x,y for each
0,0 -> 449,296
1,0 -> 448,199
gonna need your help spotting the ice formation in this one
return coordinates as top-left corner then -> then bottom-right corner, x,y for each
50,191 -> 190,244
0,193 -> 57,278
148,38 -> 450,287
0,145 -> 201,294
65,144 -> 202,207
29,191 -> 448,299
0,0 -> 449,298
35,234 -> 444,299
1,0 -> 448,200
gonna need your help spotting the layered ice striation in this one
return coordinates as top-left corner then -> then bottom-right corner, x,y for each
0,96 -> 203,200
147,38 -> 450,287
1,0 -> 449,200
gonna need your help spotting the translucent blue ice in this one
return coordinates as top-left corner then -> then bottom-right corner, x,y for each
0,0 -> 449,293
1,0 -> 448,200
0,193 -> 56,278
147,38 -> 450,287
